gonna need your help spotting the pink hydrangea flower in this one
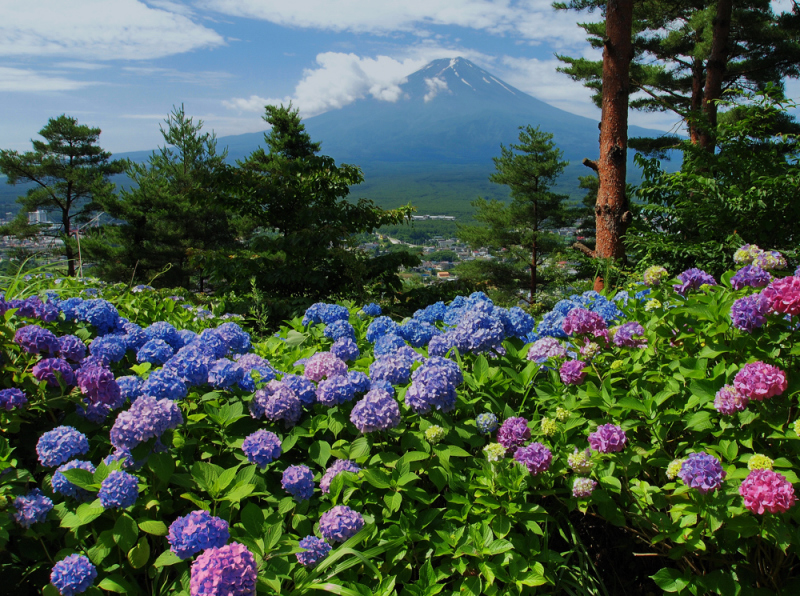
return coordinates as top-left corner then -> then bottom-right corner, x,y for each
562,308 -> 609,342
733,362 -> 787,401
739,469 -> 797,514
588,424 -> 627,453
762,276 -> 800,316
713,385 -> 749,415
303,352 -> 347,382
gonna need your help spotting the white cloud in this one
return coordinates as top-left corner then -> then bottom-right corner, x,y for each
0,0 -> 225,60
0,66 -> 94,92
122,66 -> 233,85
53,61 -> 108,70
222,95 -> 279,113
424,77 -> 449,102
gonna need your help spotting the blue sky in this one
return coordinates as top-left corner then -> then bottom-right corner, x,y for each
2,0 -> 797,154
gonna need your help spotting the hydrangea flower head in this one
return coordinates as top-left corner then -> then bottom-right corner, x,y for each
678,452 -> 726,493
748,454 -> 774,471
304,352 -> 347,382
404,365 -> 457,414
12,488 -> 53,528
731,265 -> 772,290
734,244 -> 762,265
361,303 -> 382,317
214,322 -> 251,354
88,334 -> 127,363
573,477 -> 598,498
50,554 -> 97,596
137,339 -> 174,365
427,331 -> 459,358
52,460 -> 96,500
190,543 -> 257,596
241,430 -> 281,469
425,425 -> 447,444
563,308 -> 609,342
208,358 -> 244,389
643,265 -> 668,286
666,459 -> 686,480
673,268 -> 717,296
588,424 -> 627,453
560,360 -> 587,385
541,417 -> 557,437
527,337 -> 566,363
645,299 -> 661,311
366,316 -> 401,343
762,276 -> 800,316
568,448 -> 594,475
14,324 -> 60,354
320,459 -> 361,493
169,510 -> 230,559
714,385 -> 749,415
282,465 -> 315,501
497,417 -> 530,450
281,374 -> 317,407
733,361 -> 787,400
350,389 -> 400,433
555,407 -> 569,422
514,443 -> 552,475
250,381 -> 302,426
316,375 -> 356,407
110,396 -> 183,451
141,368 -> 187,401
739,469 -> 797,514
476,412 -> 498,434
753,250 -> 787,271
612,322 -> 647,348
99,470 -> 139,509
297,536 -> 331,568
324,320 -> 356,342
319,505 -> 365,543
33,358 -> 76,388
484,443 -> 506,462
731,293 -> 770,332
331,337 -> 359,362
144,321 -> 181,350
37,426 -> 89,467
0,388 -> 27,410
400,320 -> 441,347
58,335 -> 87,362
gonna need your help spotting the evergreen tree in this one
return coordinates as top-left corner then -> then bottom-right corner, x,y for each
87,106 -> 239,289
457,126 -> 569,300
0,115 -> 124,276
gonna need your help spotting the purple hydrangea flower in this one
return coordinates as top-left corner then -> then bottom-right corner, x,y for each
141,368 -> 187,401
33,357 -> 76,387
572,477 -> 598,498
731,293 -> 770,332
527,337 -> 567,363
452,311 -> 505,354
731,265 -> 772,290
0,388 -> 27,410
404,365 -> 457,414
250,381 -> 302,426
76,364 -> 123,423
369,354 -> 413,385
296,536 -> 331,568
99,469 -> 139,509
673,268 -> 717,296
415,356 -> 463,386
110,396 -> 183,451
169,510 -> 231,559
563,308 -> 609,342
137,339 -> 174,365
282,465 -> 314,501
281,374 -> 317,407
241,429 -> 282,469
214,322 -> 251,354
497,417 -> 530,450
320,459 -> 361,493
304,352 -> 347,382
733,361 -> 787,401
12,488 -> 53,528
58,335 -> 87,362
50,554 -> 97,596
559,360 -> 587,385
208,358 -> 244,389
89,334 -> 127,363
190,543 -> 257,596
37,426 -> 89,467
476,412 -> 498,434
165,346 -> 210,387
427,331 -> 459,358
714,385 -> 749,415
350,389 -> 401,433
612,322 -> 647,348
331,337 -> 360,362
52,460 -> 96,500
588,424 -> 627,453
319,505 -> 365,544
679,452 -> 726,493
14,324 -> 60,355
514,443 -> 552,475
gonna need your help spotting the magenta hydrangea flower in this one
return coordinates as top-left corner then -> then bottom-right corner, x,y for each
713,385 -> 749,415
678,452 -> 726,494
560,360 -> 587,385
190,542 -> 257,596
169,510 -> 230,559
320,459 -> 361,494
730,293 -> 770,332
762,276 -> 800,316
739,469 -> 797,514
733,361 -> 787,401
562,308 -> 609,342
497,417 -> 530,450
304,352 -> 347,382
319,505 -> 365,543
588,424 -> 627,453
514,443 -> 552,475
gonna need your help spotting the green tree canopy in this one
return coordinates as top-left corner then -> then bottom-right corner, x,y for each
0,115 -> 124,276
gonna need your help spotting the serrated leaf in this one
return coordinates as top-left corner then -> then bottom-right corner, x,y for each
222,482 -> 255,503
485,539 -> 513,555
310,441 -> 332,467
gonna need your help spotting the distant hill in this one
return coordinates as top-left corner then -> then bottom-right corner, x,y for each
2,58 -> 676,219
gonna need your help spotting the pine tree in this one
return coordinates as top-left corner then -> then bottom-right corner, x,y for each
0,115 -> 124,276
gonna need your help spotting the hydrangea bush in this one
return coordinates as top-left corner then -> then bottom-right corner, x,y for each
2,256 -> 800,595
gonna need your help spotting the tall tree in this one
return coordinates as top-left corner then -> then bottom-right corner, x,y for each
0,115 -> 124,276
457,125 -> 569,300
87,106 -> 239,289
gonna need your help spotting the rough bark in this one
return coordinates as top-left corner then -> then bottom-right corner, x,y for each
699,0 -> 733,151
594,0 -> 634,291
689,56 -> 705,144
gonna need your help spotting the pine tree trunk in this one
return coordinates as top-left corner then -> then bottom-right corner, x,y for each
690,57 -> 705,144
699,0 -> 733,151
594,0 -> 634,291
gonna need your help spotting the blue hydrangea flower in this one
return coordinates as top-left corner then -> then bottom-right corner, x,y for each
347,370 -> 370,394
369,354 -> 412,385
320,459 -> 361,493
144,321 -> 181,349
99,470 -> 139,509
52,460 -> 96,500
350,389 -> 401,433
208,358 -> 244,389
297,536 -> 331,568
50,554 -> 97,596
76,299 -> 120,334
121,322 -> 147,350
413,301 -> 446,323
504,307 -> 535,339
678,452 -> 726,494
168,510 -> 230,559
303,303 -> 350,326
366,316 -> 401,343
405,365 -> 457,414
282,465 -> 314,501
400,320 -> 441,348
476,412 -> 498,434
137,339 -> 174,365
369,379 -> 395,396
214,322 -> 251,354
12,488 -> 53,528
58,335 -> 87,362
417,356 -> 463,387
197,328 -> 229,359
116,375 -> 144,400
14,324 -> 60,355
37,426 -> 90,467
249,381 -> 302,426
110,396 -> 183,452
242,429 -> 282,469
361,303 -> 382,317
0,388 -> 27,411
165,346 -> 210,387
58,297 -> 84,321
373,333 -> 406,356
281,374 -> 317,407
174,329 -> 198,349
237,366 -> 276,392
317,375 -> 356,406
141,368 -> 187,401
453,311 -> 504,354
89,334 -> 127,363
427,331 -> 459,358
324,320 -> 356,342
331,337 -> 360,362
319,505 -> 364,543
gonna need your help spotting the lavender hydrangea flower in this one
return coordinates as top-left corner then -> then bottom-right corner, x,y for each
731,293 -> 770,332
369,354 -> 412,385
141,368 -> 187,401
350,389 -> 401,433
37,426 -> 89,467
110,396 -> 183,451
304,352 -> 347,382
33,358 -> 76,387
250,381 -> 302,426
476,412 -> 498,434
673,268 -> 717,296
404,365 -> 457,414
452,311 -> 505,354
733,361 -> 787,401
319,505 -> 365,543
714,385 -> 749,415
190,543 -> 257,596
331,337 -> 359,362
527,337 -> 567,363
588,424 -> 627,453
316,375 -> 356,406
559,360 -> 587,385
76,364 -> 123,423
208,358 -> 244,389
514,443 -> 552,475
12,488 -> 53,528
282,465 -> 314,501
168,510 -> 230,559
241,430 -> 282,469
58,335 -> 87,362
296,536 -> 331,568
52,460 -> 96,500
679,452 -> 726,493
731,265 -> 772,290
612,322 -> 647,348
137,339 -> 174,365
281,374 -> 317,407
320,459 -> 361,493
14,324 -> 60,355
50,554 -> 97,596
99,469 -> 139,509
0,388 -> 27,410
427,331 -> 459,358
573,477 -> 598,498
416,356 -> 463,387
497,417 -> 530,450
88,334 -> 128,363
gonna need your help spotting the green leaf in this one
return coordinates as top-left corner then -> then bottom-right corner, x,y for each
153,549 -> 183,568
361,468 -> 391,489
222,482 -> 256,503
349,437 -> 370,461
127,537 -> 151,569
98,575 -> 139,594
517,562 -> 548,587
240,502 -> 265,537
192,461 -> 223,495
265,522 -> 283,550
138,520 -> 168,536
114,514 -> 139,552
60,469 -> 97,491
651,568 -> 689,593
485,539 -> 513,555
384,491 -> 402,513
148,452 -> 176,482
285,330 -> 308,347
76,500 -> 104,525
310,440 -> 332,467
214,466 -> 239,494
